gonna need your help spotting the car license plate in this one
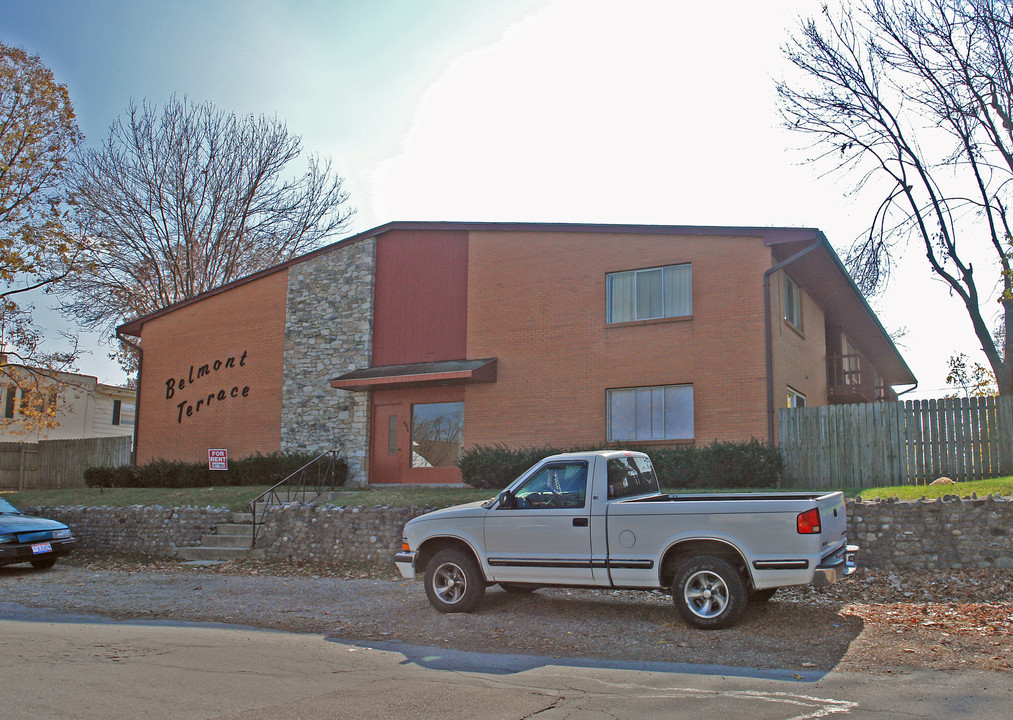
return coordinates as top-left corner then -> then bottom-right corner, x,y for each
31,542 -> 52,555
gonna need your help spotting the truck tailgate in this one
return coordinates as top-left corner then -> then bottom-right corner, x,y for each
818,492 -> 848,555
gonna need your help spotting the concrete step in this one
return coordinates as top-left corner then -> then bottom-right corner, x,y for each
214,523 -> 253,537
231,512 -> 254,524
199,533 -> 251,549
178,546 -> 265,561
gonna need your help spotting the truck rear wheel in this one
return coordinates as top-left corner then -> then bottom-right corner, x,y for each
424,548 -> 486,613
672,555 -> 746,629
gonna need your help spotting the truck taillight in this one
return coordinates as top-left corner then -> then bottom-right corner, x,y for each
797,508 -> 821,534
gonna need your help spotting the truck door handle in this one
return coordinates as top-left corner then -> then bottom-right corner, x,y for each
573,517 -> 589,527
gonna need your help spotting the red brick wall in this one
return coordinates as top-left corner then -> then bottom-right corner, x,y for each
135,271 -> 288,464
373,230 -> 468,366
770,267 -> 828,438
463,230 -> 773,450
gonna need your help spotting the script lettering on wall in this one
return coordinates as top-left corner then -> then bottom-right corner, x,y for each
164,350 -> 252,424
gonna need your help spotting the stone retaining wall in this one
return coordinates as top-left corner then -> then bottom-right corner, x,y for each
24,506 -> 232,557
24,496 -> 1013,572
254,504 -> 432,566
848,495 -> 1013,570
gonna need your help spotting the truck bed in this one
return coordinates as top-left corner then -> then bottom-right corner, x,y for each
623,492 -> 837,503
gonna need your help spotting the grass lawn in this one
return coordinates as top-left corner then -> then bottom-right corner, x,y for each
2,486 -> 273,512
848,475 -> 1013,501
1,485 -> 495,512
4,476 -> 1011,511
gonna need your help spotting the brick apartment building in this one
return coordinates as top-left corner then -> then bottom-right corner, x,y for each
117,222 -> 915,485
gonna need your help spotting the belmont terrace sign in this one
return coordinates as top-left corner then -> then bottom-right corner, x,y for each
164,350 -> 251,423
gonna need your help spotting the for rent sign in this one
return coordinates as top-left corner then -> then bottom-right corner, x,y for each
209,449 -> 228,470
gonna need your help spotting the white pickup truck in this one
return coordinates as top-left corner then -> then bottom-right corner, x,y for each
394,450 -> 858,628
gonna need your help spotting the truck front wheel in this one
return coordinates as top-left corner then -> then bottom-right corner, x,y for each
424,548 -> 486,613
672,556 -> 746,629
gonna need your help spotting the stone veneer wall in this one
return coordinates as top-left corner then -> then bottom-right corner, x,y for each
281,238 -> 375,484
25,497 -> 1013,572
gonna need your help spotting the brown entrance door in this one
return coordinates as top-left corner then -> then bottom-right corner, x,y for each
371,403 -> 404,483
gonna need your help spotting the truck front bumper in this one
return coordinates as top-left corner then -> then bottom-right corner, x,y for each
393,551 -> 416,580
812,544 -> 859,588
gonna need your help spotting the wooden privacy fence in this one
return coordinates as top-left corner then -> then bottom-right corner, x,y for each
779,396 -> 1013,488
0,436 -> 132,491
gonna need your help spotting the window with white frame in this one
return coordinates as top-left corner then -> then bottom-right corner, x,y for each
607,384 -> 694,441
606,264 -> 692,324
112,400 -> 136,426
3,384 -> 16,418
787,387 -> 806,408
784,274 -> 802,329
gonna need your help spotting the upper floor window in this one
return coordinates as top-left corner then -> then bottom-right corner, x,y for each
3,384 -> 16,418
784,274 -> 802,329
607,264 -> 692,324
112,400 -> 136,427
607,384 -> 694,441
842,336 -> 861,385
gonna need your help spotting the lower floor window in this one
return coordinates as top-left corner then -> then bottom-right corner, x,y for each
607,384 -> 694,441
411,401 -> 464,467
787,387 -> 806,408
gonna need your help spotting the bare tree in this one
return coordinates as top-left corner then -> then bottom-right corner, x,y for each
778,0 -> 1013,393
64,96 -> 355,369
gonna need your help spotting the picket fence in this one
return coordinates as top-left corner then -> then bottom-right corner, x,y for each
779,396 -> 1013,488
0,436 -> 132,491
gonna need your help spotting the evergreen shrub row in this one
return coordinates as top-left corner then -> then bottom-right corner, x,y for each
84,451 -> 347,489
458,439 -> 782,490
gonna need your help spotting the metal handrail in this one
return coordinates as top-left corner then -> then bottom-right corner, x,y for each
248,450 -> 343,546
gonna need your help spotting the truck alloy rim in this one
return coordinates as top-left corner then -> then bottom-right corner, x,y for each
433,561 -> 468,604
683,570 -> 729,618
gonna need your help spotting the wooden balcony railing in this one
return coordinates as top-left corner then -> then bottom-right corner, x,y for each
826,353 -> 878,403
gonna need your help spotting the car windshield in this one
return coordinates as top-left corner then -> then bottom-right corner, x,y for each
0,497 -> 21,514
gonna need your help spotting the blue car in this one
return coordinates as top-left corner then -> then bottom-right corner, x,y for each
0,497 -> 78,569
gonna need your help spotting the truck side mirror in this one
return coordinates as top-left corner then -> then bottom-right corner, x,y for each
497,490 -> 515,508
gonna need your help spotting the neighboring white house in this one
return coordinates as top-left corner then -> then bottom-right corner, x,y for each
0,363 -> 135,443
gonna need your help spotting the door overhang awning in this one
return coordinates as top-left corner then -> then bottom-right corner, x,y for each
330,358 -> 498,391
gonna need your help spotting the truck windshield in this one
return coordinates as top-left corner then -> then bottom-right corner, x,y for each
607,456 -> 660,499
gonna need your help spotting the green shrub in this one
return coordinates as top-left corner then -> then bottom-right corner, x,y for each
690,439 -> 783,489
84,451 -> 347,489
457,443 -> 561,489
457,440 -> 781,490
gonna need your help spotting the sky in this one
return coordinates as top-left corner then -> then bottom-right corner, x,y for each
0,0 -> 992,397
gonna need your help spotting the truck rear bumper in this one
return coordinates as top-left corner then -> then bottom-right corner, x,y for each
393,551 -> 416,580
812,544 -> 859,588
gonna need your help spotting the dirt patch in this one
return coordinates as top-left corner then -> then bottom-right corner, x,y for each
1,557 -> 1010,674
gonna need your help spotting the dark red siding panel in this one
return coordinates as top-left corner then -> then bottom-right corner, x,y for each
373,230 -> 469,365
